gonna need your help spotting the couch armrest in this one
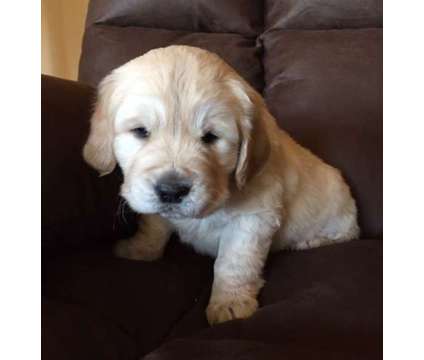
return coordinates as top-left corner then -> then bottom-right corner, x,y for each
42,75 -> 135,258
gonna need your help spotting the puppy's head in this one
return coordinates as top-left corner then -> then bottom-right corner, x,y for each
83,46 -> 269,219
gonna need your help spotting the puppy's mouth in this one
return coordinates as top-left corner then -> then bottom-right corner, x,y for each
158,198 -> 224,220
157,203 -> 205,220
158,206 -> 186,219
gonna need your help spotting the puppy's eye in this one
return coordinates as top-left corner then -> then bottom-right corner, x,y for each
132,127 -> 150,139
201,131 -> 219,144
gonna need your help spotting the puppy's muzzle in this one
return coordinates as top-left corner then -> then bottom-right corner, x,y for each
154,172 -> 192,204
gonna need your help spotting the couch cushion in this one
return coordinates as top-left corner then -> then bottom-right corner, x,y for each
144,339 -> 289,360
265,0 -> 383,30
42,239 -> 213,358
86,0 -> 263,36
79,25 -> 263,91
145,336 -> 379,360
43,239 -> 382,359
79,0 -> 264,90
153,239 -> 382,359
42,76 -> 138,258
262,29 -> 382,238
42,298 -> 136,360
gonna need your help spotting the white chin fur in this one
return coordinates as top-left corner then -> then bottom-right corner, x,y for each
123,191 -> 207,218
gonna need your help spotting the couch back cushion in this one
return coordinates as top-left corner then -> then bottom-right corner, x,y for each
79,0 -> 382,238
79,0 -> 264,91
262,29 -> 382,239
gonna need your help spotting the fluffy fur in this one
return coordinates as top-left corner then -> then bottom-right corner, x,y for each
83,46 -> 359,325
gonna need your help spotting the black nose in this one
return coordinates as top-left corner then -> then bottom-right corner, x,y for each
154,173 -> 192,204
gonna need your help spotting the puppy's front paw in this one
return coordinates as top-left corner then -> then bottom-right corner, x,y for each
206,295 -> 258,325
114,239 -> 163,261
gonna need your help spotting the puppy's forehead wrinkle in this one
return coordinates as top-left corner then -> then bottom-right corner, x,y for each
194,100 -> 227,126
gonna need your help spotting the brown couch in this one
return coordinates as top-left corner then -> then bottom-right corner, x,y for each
42,1 -> 382,359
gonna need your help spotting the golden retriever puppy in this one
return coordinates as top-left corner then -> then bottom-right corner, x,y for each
83,45 -> 359,325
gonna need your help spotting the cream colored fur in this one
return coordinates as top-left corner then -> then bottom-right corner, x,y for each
83,46 -> 359,325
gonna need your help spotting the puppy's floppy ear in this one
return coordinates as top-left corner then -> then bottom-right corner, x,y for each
83,74 -> 117,176
228,78 -> 271,189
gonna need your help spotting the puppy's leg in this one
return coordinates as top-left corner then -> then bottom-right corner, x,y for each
115,214 -> 172,261
206,217 -> 277,325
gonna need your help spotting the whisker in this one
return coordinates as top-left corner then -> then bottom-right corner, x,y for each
113,197 -> 129,231
119,197 -> 129,225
